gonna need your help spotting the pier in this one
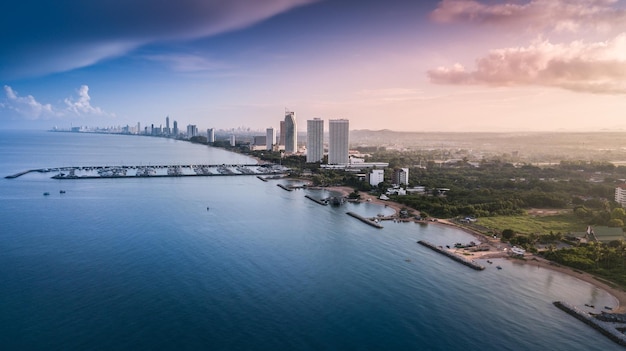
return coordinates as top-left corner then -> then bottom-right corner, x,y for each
5,164 -> 288,180
5,169 -> 40,179
346,211 -> 384,229
417,240 -> 485,271
553,301 -> 626,347
305,195 -> 328,206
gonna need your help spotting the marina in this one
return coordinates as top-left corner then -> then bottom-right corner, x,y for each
5,164 -> 288,180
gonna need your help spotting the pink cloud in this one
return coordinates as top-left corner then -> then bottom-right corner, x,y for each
431,0 -> 626,33
427,34 -> 626,94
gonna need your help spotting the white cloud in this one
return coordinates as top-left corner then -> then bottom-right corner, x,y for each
2,85 -> 56,119
144,54 -> 229,72
64,85 -> 111,116
427,34 -> 626,94
1,85 -> 113,120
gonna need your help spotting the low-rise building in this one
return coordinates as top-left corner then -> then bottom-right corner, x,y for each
615,184 -> 626,207
367,169 -> 384,187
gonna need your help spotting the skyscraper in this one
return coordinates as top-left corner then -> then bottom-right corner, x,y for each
306,118 -> 324,163
207,128 -> 215,143
187,124 -> 198,138
328,119 -> 349,164
284,110 -> 297,154
173,121 -> 178,136
266,127 -> 276,151
165,116 -> 170,135
279,120 -> 285,146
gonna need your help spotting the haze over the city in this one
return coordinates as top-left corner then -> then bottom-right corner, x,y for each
2,0 -> 626,132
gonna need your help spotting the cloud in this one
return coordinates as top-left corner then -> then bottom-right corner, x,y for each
356,88 -> 427,102
431,0 -> 626,33
64,85 -> 112,116
2,85 -> 112,120
144,54 -> 230,72
2,86 -> 56,120
0,0 -> 318,79
427,34 -> 626,94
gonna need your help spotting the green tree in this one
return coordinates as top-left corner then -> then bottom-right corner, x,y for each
611,208 -> 626,221
501,229 -> 516,241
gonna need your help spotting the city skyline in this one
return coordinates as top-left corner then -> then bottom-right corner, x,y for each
2,0 -> 626,132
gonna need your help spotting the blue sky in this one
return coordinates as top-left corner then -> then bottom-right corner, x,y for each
2,0 -> 626,132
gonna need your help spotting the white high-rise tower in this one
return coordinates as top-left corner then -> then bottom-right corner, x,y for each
328,119 -> 349,164
306,118 -> 324,163
266,127 -> 276,151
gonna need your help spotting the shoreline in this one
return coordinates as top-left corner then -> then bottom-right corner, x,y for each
311,185 -> 626,313
434,218 -> 626,313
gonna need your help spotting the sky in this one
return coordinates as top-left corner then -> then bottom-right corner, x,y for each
2,0 -> 626,132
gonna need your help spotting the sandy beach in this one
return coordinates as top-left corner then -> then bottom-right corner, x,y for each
316,185 -> 626,313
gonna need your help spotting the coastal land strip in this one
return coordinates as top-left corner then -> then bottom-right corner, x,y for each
315,185 -> 626,314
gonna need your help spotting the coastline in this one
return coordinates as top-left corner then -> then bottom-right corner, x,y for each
315,185 -> 626,313
436,218 -> 626,313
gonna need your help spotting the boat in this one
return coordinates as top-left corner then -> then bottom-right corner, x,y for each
43,192 -> 50,196
496,265 -> 502,270
59,190 -> 66,194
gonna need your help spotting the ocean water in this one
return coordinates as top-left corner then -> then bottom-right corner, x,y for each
0,130 -> 622,350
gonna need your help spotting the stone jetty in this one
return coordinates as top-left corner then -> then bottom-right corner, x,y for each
553,301 -> 626,347
305,195 -> 328,206
277,184 -> 293,191
346,211 -> 383,229
417,240 -> 485,271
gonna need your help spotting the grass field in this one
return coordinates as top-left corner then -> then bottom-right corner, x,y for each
474,212 -> 585,235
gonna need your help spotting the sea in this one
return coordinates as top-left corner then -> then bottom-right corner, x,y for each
0,130 -> 622,350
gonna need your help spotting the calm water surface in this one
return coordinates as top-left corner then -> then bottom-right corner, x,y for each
0,131 -> 621,350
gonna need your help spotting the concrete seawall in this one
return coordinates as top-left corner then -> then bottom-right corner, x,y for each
346,212 -> 383,229
553,301 -> 626,347
305,195 -> 328,206
277,184 -> 293,192
417,240 -> 485,271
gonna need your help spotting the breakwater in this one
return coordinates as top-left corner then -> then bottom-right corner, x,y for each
346,212 -> 383,229
553,301 -> 626,347
417,240 -> 485,271
305,195 -> 328,206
